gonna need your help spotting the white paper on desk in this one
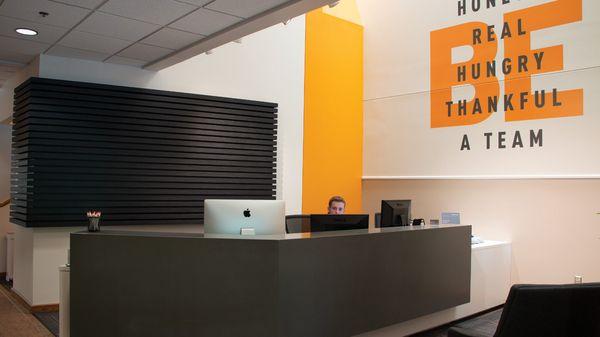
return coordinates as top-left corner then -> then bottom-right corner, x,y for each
441,212 -> 460,224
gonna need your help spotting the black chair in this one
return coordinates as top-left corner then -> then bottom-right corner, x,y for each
285,215 -> 311,233
448,283 -> 600,337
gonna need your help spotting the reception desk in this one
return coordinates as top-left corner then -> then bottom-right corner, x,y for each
70,225 -> 471,337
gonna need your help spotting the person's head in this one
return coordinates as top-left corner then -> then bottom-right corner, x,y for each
327,196 -> 346,215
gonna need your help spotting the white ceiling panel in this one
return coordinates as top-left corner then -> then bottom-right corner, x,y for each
45,44 -> 109,61
76,11 -> 160,41
117,43 -> 173,62
58,30 -> 131,54
0,0 -> 336,70
0,35 -> 50,55
0,71 -> 16,80
173,0 -> 213,6
0,49 -> 37,64
0,64 -> 21,73
141,27 -> 203,50
169,8 -> 242,36
98,0 -> 196,26
0,15 -> 69,44
175,0 -> 215,7
105,55 -> 147,67
49,0 -> 106,10
206,0 -> 291,19
0,0 -> 91,28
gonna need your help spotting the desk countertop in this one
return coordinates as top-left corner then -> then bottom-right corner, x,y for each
71,223 -> 470,241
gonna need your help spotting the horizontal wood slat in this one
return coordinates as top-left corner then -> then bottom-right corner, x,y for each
11,77 -> 278,227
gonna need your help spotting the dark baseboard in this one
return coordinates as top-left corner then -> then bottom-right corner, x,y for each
31,303 -> 60,313
408,304 -> 504,336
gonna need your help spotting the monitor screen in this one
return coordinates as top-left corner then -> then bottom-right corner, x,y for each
309,214 -> 369,232
204,199 -> 285,235
380,200 -> 411,227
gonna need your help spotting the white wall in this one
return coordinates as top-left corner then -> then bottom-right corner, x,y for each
12,224 -> 33,304
358,0 -> 600,286
7,17 -> 306,305
358,0 -> 600,178
0,206 -> 10,274
0,124 -> 11,273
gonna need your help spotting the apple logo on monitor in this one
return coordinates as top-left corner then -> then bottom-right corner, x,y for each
243,208 -> 251,217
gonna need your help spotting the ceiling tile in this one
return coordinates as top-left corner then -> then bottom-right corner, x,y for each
45,45 -> 109,61
141,27 -> 203,50
0,64 -> 21,73
58,30 -> 131,54
117,43 -> 173,62
0,35 -> 50,55
0,71 -> 16,80
76,11 -> 160,41
105,55 -> 147,67
173,0 -> 213,6
0,15 -> 68,44
0,49 -> 38,64
98,0 -> 196,26
0,0 -> 91,28
205,0 -> 290,19
49,0 -> 106,10
169,8 -> 242,36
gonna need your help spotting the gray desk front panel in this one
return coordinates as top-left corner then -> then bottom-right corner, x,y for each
278,226 -> 471,336
70,225 -> 470,337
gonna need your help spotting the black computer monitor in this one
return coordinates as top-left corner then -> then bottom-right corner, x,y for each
309,214 -> 369,232
380,200 -> 411,227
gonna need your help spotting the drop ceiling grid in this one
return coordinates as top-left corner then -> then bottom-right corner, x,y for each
0,0 -> 299,68
48,0 -> 253,66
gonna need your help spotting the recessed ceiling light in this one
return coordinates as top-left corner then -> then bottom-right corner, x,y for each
15,28 -> 38,36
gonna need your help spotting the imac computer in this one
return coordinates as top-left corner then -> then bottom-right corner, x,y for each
309,214 -> 369,232
380,200 -> 411,227
204,199 -> 285,235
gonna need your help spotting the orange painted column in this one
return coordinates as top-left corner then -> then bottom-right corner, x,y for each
302,6 -> 364,214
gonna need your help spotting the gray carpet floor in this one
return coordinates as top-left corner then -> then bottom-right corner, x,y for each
409,309 -> 502,337
33,311 -> 59,337
31,308 -> 503,337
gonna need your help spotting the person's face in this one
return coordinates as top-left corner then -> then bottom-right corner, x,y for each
328,201 -> 345,215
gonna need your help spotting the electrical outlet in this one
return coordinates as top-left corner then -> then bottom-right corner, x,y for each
574,275 -> 583,284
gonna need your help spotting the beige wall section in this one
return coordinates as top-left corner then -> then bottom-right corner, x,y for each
363,179 -> 600,284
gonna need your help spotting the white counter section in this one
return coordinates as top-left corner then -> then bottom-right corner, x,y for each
358,240 -> 512,337
59,265 -> 70,337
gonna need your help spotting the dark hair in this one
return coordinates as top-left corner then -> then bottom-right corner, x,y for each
328,196 -> 346,208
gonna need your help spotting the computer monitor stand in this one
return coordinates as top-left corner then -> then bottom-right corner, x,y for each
240,228 -> 256,235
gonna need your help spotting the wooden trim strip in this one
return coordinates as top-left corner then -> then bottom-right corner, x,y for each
9,289 -> 59,313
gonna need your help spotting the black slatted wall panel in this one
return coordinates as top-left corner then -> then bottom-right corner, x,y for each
10,77 -> 277,227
